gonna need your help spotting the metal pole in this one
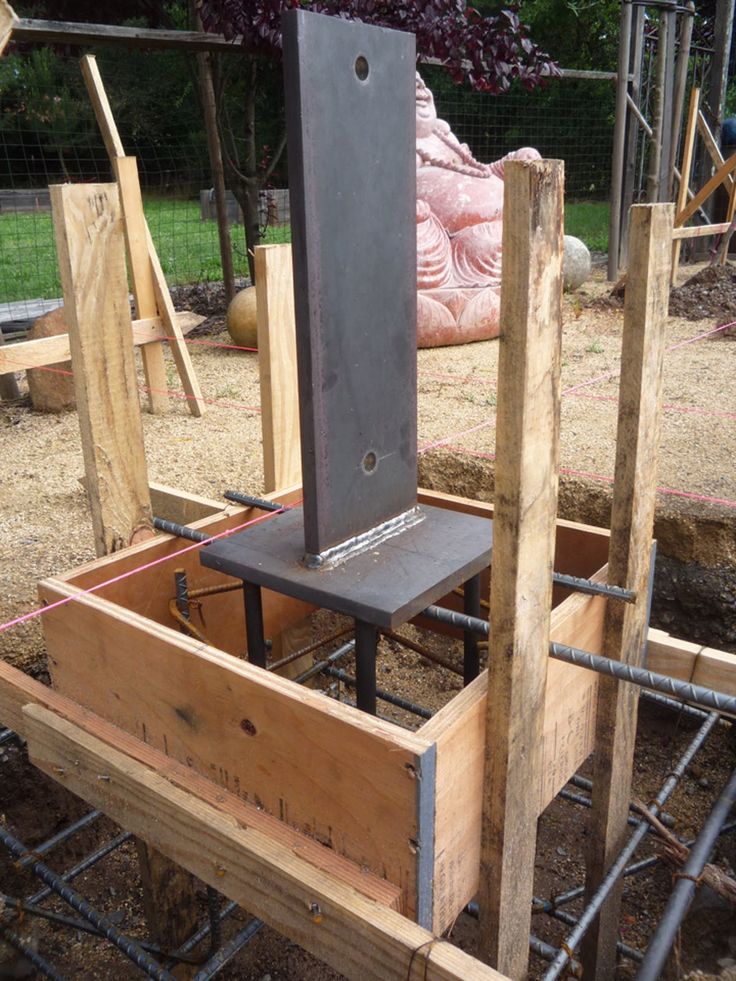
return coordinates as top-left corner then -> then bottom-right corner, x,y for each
243,583 -> 267,668
322,666 -> 433,719
354,619 -> 378,715
667,1 -> 695,200
463,573 -> 482,684
636,764 -> 736,981
608,0 -> 634,280
541,710 -> 719,981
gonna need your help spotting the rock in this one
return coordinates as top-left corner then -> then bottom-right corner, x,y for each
26,306 -> 76,412
563,235 -> 592,291
226,287 -> 258,349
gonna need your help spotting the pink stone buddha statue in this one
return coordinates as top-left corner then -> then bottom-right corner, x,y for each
416,74 -> 540,346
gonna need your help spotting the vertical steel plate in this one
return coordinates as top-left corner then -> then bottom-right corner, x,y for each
283,9 -> 417,556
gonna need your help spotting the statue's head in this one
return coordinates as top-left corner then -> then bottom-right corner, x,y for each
416,73 -> 438,138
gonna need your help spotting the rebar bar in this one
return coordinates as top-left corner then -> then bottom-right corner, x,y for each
636,764 -> 736,981
541,710 -> 720,981
268,625 -> 353,673
552,572 -> 636,603
222,491 -> 285,512
421,604 -> 489,635
293,639 -> 355,684
550,642 -> 736,716
566,775 -> 675,828
322,667 -> 433,719
28,830 -> 133,906
0,825 -> 175,981
0,727 -> 17,747
153,517 -> 211,543
191,917 -> 264,980
380,628 -> 464,676
19,809 -> 102,866
0,925 -> 66,981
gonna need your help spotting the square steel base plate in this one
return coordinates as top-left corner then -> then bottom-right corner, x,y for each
200,504 -> 492,629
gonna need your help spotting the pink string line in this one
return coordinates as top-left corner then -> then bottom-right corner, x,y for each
430,442 -> 736,509
0,501 -> 299,636
0,358 -> 261,414
565,390 -> 736,421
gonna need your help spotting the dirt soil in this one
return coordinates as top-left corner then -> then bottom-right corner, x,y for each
1,258 -> 736,979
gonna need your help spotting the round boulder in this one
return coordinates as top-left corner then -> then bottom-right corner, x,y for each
27,306 -> 76,412
563,235 -> 592,291
226,287 -> 258,349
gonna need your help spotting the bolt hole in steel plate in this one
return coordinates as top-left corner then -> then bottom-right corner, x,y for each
362,451 -> 377,474
355,54 -> 369,80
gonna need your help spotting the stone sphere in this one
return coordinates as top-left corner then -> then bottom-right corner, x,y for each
226,287 -> 258,349
563,235 -> 592,291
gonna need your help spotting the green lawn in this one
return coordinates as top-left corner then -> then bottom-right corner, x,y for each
0,196 -> 290,304
0,195 -> 607,304
564,201 -> 609,253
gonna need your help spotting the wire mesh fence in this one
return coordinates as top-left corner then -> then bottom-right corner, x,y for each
0,42 -> 616,324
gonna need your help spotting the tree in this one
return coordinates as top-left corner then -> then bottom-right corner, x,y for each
197,0 -> 559,280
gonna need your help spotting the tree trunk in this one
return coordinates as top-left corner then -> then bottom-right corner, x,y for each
242,56 -> 261,284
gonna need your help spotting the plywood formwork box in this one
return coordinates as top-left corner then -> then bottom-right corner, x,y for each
38,486 -> 611,933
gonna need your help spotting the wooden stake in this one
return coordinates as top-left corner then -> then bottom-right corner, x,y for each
81,54 -> 205,417
477,159 -> 564,979
255,244 -> 301,493
0,329 -> 21,401
581,203 -> 673,980
676,150 -> 736,226
671,88 -> 700,282
50,183 -> 153,557
50,180 -> 200,951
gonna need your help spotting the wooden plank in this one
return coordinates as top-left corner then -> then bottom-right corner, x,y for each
0,311 -> 204,374
697,109 -> 734,192
647,628 -> 736,700
24,705 -> 502,981
81,55 -> 206,418
675,150 -> 736,226
582,204 -> 673,980
424,568 -> 606,934
477,159 -> 564,979
39,581 -> 429,916
50,182 -> 153,556
671,88 -> 700,281
0,661 -> 400,914
149,482 -> 223,524
671,221 -> 733,240
0,0 -> 17,55
256,244 -> 301,493
114,156 -> 167,414
13,18 -> 241,52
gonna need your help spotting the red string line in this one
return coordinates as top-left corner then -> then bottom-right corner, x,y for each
0,358 -> 261,414
0,501 -> 300,636
429,442 -> 736,509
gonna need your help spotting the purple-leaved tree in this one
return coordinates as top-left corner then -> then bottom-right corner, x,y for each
197,0 -> 559,280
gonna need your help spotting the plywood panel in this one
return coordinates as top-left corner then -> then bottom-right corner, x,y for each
40,582 -> 428,914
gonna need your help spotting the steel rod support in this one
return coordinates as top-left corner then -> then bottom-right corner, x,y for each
243,583 -> 267,668
354,620 -> 379,715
